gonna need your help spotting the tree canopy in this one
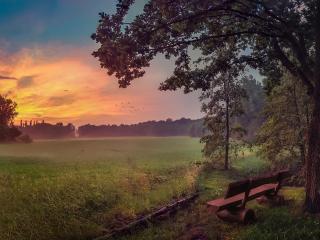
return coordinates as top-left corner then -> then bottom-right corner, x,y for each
92,0 -> 316,94
258,71 -> 310,174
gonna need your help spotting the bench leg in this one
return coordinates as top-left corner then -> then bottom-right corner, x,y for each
216,208 -> 255,224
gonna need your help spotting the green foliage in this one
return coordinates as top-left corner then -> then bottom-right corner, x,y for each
257,72 -> 310,170
200,72 -> 249,169
236,77 -> 266,142
92,0 -> 316,97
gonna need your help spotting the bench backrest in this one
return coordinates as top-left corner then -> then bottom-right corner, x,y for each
224,170 -> 291,206
277,169 -> 291,181
225,179 -> 250,198
250,174 -> 278,189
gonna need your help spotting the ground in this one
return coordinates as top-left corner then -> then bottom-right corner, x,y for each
0,137 -> 316,240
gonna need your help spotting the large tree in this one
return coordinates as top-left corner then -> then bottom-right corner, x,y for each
92,0 -> 320,213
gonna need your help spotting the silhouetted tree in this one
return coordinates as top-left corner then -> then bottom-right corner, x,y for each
0,95 -> 22,142
0,95 -> 18,126
78,118 -> 203,138
19,122 -> 76,139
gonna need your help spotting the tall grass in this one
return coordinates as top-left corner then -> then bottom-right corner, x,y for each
0,137 -> 202,240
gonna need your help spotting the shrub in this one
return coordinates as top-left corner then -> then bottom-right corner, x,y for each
16,134 -> 33,143
0,125 -> 22,142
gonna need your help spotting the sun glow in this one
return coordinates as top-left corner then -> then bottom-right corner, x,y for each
0,45 -> 136,125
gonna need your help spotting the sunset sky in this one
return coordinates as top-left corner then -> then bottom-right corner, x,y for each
0,0 -> 202,126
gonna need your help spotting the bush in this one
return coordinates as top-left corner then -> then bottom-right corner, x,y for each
0,125 -> 21,142
16,134 -> 33,143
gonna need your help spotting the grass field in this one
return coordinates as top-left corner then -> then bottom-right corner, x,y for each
0,137 -> 204,240
0,137 -> 315,240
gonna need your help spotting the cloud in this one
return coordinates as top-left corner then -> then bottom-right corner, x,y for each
0,44 -> 202,126
43,95 -> 76,107
17,75 -> 36,88
20,94 -> 41,104
0,75 -> 17,80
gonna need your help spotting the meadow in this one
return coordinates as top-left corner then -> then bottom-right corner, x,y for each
0,137 -> 314,240
0,137 -> 204,240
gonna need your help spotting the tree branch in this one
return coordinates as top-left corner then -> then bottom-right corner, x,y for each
273,40 -> 314,94
148,30 -> 282,53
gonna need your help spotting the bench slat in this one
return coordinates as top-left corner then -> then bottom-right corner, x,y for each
207,183 -> 277,212
248,183 -> 277,200
207,170 -> 290,213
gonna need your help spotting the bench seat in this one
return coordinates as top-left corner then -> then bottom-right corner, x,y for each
207,183 -> 277,212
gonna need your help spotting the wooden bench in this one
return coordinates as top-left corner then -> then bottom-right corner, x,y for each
207,170 -> 291,223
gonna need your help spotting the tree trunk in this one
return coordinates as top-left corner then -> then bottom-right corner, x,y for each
305,1 -> 320,213
305,91 -> 320,212
225,94 -> 230,170
292,83 -> 306,166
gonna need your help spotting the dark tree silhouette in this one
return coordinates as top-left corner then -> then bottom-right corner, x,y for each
78,118 -> 203,138
92,0 -> 320,213
19,122 -> 76,139
0,95 -> 18,126
0,95 -> 21,142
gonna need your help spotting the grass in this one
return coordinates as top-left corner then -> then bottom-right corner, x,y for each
0,137 -> 203,240
235,188 -> 320,240
0,137 -> 316,240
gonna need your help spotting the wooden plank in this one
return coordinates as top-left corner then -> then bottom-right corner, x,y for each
207,194 -> 244,212
277,170 -> 291,181
250,175 -> 278,189
248,183 -> 277,200
207,183 -> 277,212
225,179 -> 250,198
94,193 -> 199,240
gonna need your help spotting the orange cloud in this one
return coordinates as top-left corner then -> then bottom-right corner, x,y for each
0,44 -> 202,126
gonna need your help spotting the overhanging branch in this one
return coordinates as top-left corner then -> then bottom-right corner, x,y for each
273,40 -> 314,94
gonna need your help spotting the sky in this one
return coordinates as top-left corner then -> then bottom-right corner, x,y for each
0,0 -> 202,126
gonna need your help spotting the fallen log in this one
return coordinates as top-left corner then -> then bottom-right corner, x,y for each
94,192 -> 199,240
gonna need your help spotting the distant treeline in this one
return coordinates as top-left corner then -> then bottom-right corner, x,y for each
78,118 -> 204,138
18,122 -> 76,139
17,88 -> 264,140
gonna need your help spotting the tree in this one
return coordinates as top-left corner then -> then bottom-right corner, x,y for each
92,0 -> 320,212
237,76 -> 265,142
0,95 -> 20,142
258,71 -> 310,172
200,69 -> 247,170
0,95 -> 18,126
